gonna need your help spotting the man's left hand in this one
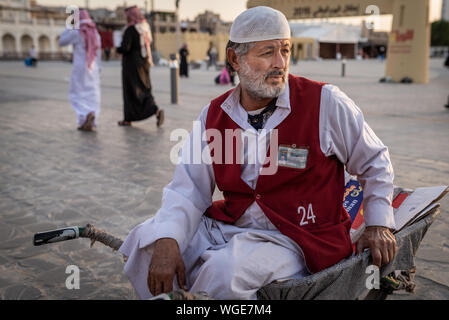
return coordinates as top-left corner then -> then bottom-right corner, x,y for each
356,226 -> 398,267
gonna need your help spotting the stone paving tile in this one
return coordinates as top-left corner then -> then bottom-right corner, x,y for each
3,285 -> 43,300
0,59 -> 448,300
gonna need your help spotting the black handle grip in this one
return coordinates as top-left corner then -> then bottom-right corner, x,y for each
33,227 -> 79,246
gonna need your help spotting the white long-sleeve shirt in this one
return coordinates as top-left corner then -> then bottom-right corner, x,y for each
127,81 -> 396,256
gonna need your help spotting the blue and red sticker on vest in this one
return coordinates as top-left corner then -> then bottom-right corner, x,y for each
344,179 -> 410,252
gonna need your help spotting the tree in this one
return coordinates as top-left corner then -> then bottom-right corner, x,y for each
431,20 -> 449,46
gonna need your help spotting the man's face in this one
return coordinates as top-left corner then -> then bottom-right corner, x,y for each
238,39 -> 291,99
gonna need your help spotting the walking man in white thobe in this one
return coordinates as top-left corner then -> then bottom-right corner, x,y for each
59,9 -> 101,131
119,6 -> 397,300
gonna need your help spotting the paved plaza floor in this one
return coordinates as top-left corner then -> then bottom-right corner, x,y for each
0,58 -> 448,299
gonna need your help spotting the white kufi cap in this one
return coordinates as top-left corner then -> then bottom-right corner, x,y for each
230,6 -> 291,43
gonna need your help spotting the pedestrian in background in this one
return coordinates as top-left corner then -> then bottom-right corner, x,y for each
445,54 -> 449,109
179,43 -> 189,77
58,9 -> 101,132
207,44 -> 217,70
116,6 -> 164,127
29,45 -> 38,67
100,28 -> 114,61
206,45 -> 212,70
214,67 -> 231,85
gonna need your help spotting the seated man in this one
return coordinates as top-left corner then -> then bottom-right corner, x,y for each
119,6 -> 397,300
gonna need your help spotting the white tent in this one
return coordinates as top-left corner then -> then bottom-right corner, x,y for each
291,22 -> 364,44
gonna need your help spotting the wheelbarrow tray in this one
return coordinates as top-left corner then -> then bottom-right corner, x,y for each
257,206 -> 440,300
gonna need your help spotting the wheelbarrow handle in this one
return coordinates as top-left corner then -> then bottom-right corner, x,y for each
33,226 -> 83,246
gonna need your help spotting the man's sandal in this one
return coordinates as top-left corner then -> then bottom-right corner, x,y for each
118,120 -> 132,126
78,112 -> 95,131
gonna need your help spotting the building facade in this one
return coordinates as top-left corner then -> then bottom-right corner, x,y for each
0,2 -> 232,63
0,0 -> 70,59
148,9 -> 231,62
196,10 -> 232,35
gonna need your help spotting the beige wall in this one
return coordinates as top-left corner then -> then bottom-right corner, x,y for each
291,37 -> 316,60
213,33 -> 230,62
153,32 -> 229,63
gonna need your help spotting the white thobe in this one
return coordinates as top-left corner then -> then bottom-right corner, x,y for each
119,81 -> 396,300
58,29 -> 101,126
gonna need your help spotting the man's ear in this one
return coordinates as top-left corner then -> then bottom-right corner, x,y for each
227,48 -> 240,73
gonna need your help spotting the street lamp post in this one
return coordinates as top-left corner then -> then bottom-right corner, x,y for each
169,0 -> 181,105
341,58 -> 346,77
175,0 -> 181,51
170,53 -> 179,104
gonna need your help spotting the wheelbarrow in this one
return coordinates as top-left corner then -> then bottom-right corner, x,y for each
32,189 -> 444,300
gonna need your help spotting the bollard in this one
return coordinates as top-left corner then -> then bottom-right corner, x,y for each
169,53 -> 179,104
341,59 -> 346,77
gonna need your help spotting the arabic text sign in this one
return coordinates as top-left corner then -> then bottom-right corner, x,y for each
293,4 -> 362,19
247,0 -> 394,20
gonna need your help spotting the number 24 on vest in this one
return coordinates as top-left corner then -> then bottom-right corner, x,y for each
298,204 -> 316,226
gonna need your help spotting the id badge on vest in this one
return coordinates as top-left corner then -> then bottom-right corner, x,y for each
278,145 -> 309,169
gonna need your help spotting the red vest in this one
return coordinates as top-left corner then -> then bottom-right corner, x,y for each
204,75 -> 353,274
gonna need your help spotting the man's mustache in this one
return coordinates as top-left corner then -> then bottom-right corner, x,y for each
264,70 -> 286,80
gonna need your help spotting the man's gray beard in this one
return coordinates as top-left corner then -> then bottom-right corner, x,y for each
238,60 -> 288,100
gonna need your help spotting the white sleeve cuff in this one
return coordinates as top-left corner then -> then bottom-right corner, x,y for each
363,200 -> 396,230
146,220 -> 188,250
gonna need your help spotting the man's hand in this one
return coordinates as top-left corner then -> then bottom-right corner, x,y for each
147,238 -> 187,296
356,226 -> 398,267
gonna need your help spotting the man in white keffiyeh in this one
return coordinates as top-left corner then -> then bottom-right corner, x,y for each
119,6 -> 397,300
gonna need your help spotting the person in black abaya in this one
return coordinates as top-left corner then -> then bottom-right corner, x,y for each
116,6 -> 164,127
179,43 -> 189,77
